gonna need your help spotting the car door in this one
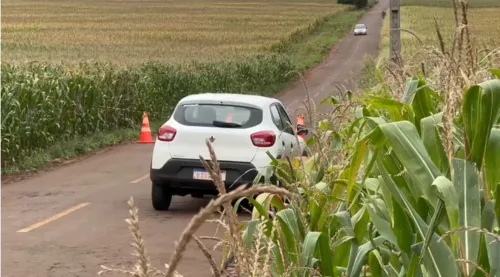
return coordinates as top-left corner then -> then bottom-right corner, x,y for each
269,104 -> 292,158
274,103 -> 300,157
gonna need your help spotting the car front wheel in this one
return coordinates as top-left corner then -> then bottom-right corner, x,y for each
152,183 -> 173,211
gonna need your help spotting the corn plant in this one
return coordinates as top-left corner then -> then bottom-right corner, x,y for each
345,76 -> 499,276
236,75 -> 500,276
1,55 -> 295,168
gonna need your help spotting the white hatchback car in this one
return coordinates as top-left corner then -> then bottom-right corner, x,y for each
354,23 -> 367,36
149,93 -> 309,210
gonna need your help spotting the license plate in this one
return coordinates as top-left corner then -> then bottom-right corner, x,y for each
193,169 -> 226,181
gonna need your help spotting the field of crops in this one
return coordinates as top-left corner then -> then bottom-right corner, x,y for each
1,0 -> 363,172
1,0 -> 348,65
380,0 -> 500,58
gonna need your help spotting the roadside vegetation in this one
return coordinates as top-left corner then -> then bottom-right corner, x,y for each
105,0 -> 500,276
1,0 -> 368,176
380,0 -> 500,58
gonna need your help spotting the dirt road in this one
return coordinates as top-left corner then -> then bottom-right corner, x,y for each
1,2 -> 387,276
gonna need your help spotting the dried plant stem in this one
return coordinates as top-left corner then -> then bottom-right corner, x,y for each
193,236 -> 221,277
127,197 -> 152,277
164,185 -> 293,277
199,139 -> 248,274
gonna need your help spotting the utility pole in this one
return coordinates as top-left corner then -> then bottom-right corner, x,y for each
389,0 -> 402,66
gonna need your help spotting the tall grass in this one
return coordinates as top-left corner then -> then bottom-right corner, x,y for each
1,54 -> 294,167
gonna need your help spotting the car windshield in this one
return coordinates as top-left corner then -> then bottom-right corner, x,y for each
355,24 -> 366,29
174,103 -> 263,128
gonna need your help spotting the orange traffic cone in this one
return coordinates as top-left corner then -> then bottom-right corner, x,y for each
138,112 -> 155,144
296,114 -> 306,141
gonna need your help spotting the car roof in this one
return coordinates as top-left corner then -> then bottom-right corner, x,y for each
178,93 -> 279,108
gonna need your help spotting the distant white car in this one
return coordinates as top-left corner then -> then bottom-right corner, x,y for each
354,23 -> 367,36
149,93 -> 310,210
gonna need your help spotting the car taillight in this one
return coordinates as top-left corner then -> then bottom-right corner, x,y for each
158,125 -> 177,142
251,131 -> 276,147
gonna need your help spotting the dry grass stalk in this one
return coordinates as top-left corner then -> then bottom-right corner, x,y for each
455,259 -> 490,277
99,197 -> 178,277
250,221 -> 267,276
193,236 -> 221,277
260,218 -> 278,277
199,139 -> 249,275
165,185 -> 293,277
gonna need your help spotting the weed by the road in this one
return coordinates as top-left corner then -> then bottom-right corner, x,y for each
380,1 -> 500,59
1,120 -> 162,177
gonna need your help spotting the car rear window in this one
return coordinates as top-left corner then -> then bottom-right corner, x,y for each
355,24 -> 365,29
173,103 -> 263,128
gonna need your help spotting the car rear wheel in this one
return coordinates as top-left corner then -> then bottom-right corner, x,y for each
152,183 -> 173,211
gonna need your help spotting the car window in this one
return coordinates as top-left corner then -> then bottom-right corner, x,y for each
275,104 -> 294,134
269,105 -> 284,130
174,103 -> 262,128
355,24 -> 366,29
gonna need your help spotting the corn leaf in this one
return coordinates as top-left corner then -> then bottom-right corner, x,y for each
377,159 -> 459,277
347,237 -> 387,277
420,112 -> 449,176
453,159 -> 481,275
462,79 -> 500,169
403,77 -> 436,134
378,121 -> 442,207
484,128 -> 500,193
482,201 -> 500,277
300,231 -> 335,277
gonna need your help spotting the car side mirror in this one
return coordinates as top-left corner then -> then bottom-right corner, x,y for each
297,128 -> 308,136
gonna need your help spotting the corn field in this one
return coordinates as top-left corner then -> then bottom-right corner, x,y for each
1,55 -> 294,167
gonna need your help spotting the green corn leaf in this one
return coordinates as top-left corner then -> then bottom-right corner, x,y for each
462,79 -> 500,169
300,231 -> 335,277
482,201 -> 500,277
403,77 -> 436,134
347,237 -> 387,277
484,128 -> 500,194
276,209 -> 299,266
378,121 -> 442,207
431,176 -> 460,236
392,199 -> 415,256
420,112 -> 449,176
365,199 -> 398,246
453,159 -> 481,276
242,219 -> 260,248
377,159 -> 459,277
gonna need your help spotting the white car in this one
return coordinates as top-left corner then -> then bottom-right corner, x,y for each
149,93 -> 310,210
354,23 -> 367,36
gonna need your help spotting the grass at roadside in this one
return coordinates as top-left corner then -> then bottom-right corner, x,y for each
1,6 -> 365,176
284,10 -> 364,71
1,120 -> 163,178
379,2 -> 500,59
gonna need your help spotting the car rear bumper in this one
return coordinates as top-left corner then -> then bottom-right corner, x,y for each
150,158 -> 259,195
